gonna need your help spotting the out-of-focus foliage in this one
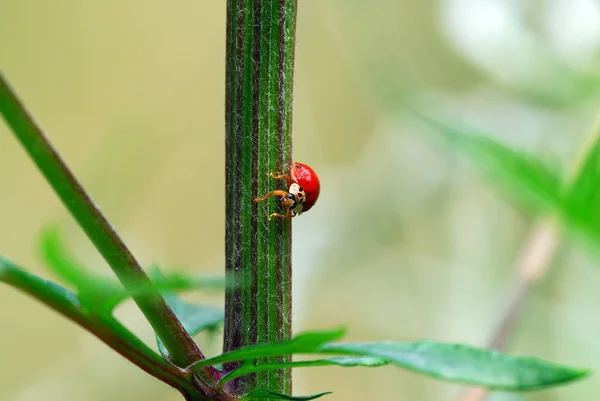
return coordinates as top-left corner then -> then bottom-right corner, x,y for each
149,269 -> 223,361
411,110 -> 600,264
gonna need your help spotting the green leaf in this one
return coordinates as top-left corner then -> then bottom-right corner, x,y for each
189,327 -> 586,391
563,135 -> 600,244
38,226 -> 123,308
242,389 -> 332,401
150,267 -> 224,360
318,341 -> 588,391
187,327 -> 347,371
156,295 -> 224,361
38,227 -> 228,312
221,356 -> 389,385
411,108 -> 600,264
415,114 -> 564,213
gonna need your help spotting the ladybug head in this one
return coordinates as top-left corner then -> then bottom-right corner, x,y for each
281,183 -> 306,215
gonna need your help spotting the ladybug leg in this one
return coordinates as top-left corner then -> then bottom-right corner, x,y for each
268,210 -> 296,221
269,172 -> 290,180
268,207 -> 297,222
253,190 -> 289,204
268,213 -> 290,221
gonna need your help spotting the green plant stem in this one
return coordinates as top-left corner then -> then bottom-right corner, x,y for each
224,0 -> 298,397
0,72 -> 218,383
0,257 -> 191,392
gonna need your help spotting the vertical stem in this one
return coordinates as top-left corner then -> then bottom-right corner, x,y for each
224,0 -> 298,397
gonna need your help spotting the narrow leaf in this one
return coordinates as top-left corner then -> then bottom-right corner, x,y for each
221,356 -> 389,385
187,324 -> 585,390
318,341 -> 588,391
242,389 -> 332,401
187,327 -> 347,372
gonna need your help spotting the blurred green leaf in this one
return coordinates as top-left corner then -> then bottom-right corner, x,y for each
38,226 -> 122,309
39,229 -> 227,361
221,356 -> 389,385
563,135 -> 600,243
242,389 -> 332,401
415,114 -> 564,214
152,267 -> 224,361
414,111 -> 600,259
156,297 -> 223,360
319,341 -> 588,391
187,327 -> 347,371
38,227 -> 227,311
411,108 -> 600,265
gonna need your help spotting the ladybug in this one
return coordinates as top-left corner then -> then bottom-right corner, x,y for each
253,162 -> 321,221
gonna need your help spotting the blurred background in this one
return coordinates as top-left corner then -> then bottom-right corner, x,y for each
2,1 -> 600,400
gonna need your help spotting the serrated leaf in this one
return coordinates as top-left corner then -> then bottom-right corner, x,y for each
242,389 -> 332,401
318,341 -> 588,391
187,327 -> 347,371
414,114 -> 564,213
221,356 -> 389,384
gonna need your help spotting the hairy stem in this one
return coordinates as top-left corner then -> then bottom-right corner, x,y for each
224,0 -> 298,397
0,72 -> 218,382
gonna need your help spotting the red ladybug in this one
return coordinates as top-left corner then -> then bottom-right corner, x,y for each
253,162 -> 321,221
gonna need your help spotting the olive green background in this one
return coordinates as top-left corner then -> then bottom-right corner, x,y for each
1,1 -> 599,401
